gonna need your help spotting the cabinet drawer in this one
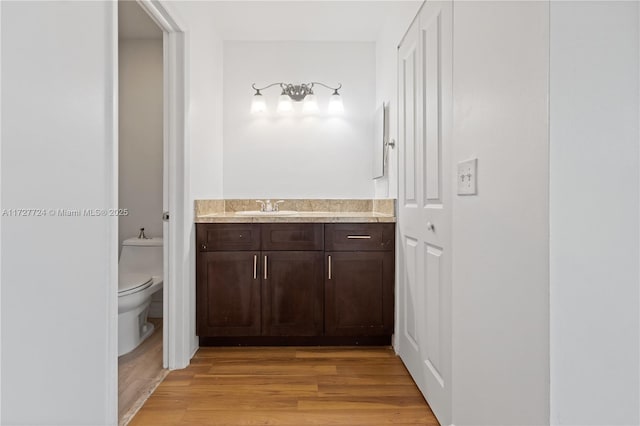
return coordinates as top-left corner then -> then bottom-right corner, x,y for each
325,223 -> 394,251
197,224 -> 261,251
261,224 -> 323,251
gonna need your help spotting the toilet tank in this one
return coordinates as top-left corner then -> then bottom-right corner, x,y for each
119,237 -> 163,277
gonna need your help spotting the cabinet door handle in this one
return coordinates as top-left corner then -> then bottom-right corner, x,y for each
328,255 -> 332,280
264,255 -> 268,279
253,254 -> 257,280
347,235 -> 372,239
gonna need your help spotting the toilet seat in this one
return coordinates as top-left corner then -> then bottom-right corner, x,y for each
119,272 -> 153,297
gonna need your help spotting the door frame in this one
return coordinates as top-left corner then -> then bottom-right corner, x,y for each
134,0 -> 191,371
110,2 -> 192,410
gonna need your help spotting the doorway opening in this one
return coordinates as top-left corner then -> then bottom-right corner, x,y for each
117,1 -> 165,423
115,0 -> 189,423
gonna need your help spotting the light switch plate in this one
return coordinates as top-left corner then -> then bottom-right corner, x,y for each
457,158 -> 478,195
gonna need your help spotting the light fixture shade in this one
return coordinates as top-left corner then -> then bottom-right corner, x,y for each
251,93 -> 266,113
328,92 -> 344,114
277,94 -> 293,113
302,93 -> 319,113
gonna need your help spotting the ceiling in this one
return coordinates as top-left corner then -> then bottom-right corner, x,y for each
118,1 -> 421,42
119,0 -> 162,40
199,1 -> 422,41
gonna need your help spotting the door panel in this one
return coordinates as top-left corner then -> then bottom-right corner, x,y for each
398,2 -> 452,425
425,243 -> 444,385
196,251 -> 261,336
424,12 -> 442,205
325,251 -> 394,336
401,32 -> 419,207
403,236 -> 420,349
262,251 -> 323,336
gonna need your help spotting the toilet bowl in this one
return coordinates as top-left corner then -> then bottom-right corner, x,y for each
118,237 -> 163,356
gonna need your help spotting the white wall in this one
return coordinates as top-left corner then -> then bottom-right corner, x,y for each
451,2 -> 550,424
1,1 -> 117,424
373,30 -> 399,200
174,3 -> 225,201
167,1 -> 225,356
550,2 -> 640,424
374,3 -> 422,199
223,41 -> 375,199
119,39 -> 163,247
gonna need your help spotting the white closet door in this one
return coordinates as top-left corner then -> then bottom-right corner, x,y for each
397,2 -> 453,424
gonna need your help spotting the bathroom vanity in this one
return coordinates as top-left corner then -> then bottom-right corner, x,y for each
194,199 -> 396,345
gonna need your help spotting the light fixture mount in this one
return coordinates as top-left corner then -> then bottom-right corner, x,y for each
251,81 -> 343,114
282,83 -> 312,101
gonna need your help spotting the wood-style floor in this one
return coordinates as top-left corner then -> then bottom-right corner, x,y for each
119,318 -> 168,426
129,346 -> 438,425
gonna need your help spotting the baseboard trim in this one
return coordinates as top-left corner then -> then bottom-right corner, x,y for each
199,335 -> 392,346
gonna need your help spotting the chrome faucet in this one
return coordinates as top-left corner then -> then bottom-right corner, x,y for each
255,200 -> 285,212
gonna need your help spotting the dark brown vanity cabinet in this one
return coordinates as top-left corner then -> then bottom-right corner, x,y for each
325,224 -> 395,337
196,222 -> 395,344
260,223 -> 324,336
196,224 -> 262,336
196,223 -> 324,338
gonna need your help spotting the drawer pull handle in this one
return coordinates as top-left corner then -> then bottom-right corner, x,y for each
328,255 -> 332,280
347,235 -> 372,239
264,255 -> 268,280
253,255 -> 257,280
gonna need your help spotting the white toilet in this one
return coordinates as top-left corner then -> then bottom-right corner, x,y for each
118,236 -> 163,356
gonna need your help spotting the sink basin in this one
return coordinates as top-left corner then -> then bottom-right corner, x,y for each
235,210 -> 298,216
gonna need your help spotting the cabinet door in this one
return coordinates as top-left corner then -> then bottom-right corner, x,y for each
197,251 -> 261,336
262,251 -> 323,336
325,251 -> 394,336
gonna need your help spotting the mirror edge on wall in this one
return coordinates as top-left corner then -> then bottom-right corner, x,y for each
373,101 -> 390,179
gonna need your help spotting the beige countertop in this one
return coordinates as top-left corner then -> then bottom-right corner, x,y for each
194,199 -> 396,223
195,211 -> 395,223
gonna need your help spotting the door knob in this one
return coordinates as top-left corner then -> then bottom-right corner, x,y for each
427,222 -> 435,231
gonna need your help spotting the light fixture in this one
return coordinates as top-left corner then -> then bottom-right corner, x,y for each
251,82 -> 343,114
250,89 -> 266,113
328,89 -> 344,114
302,91 -> 319,113
277,89 -> 293,113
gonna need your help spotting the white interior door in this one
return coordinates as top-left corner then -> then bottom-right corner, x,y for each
397,1 -> 452,424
